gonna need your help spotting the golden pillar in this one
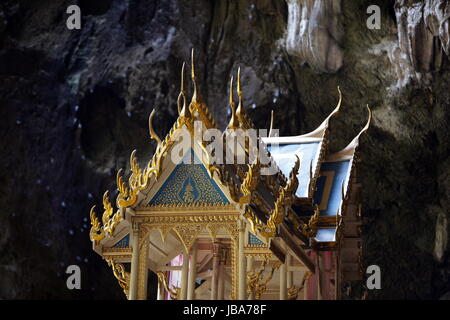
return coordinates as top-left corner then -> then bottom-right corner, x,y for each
211,241 -> 221,300
247,256 -> 254,300
238,219 -> 247,300
136,227 -> 149,300
129,222 -> 140,300
217,261 -> 225,300
187,241 -> 198,300
180,252 -> 189,300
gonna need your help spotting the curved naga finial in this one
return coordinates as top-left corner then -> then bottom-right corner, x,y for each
89,190 -> 122,242
343,104 -> 372,152
359,104 -> 372,136
260,155 -> 300,241
89,205 -> 104,242
324,85 -> 342,122
101,190 -> 113,226
239,156 -> 261,204
177,62 -> 187,115
148,109 -> 162,147
325,86 -> 342,121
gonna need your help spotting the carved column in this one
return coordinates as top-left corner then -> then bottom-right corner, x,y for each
180,252 -> 189,300
238,219 -> 247,300
247,256 -> 254,300
211,241 -> 221,300
129,222 -> 140,300
217,257 -> 225,300
279,261 -> 287,300
136,226 -> 149,300
187,241 -> 198,300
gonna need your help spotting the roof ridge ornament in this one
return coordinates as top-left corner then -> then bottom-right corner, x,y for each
325,104 -> 372,161
341,104 -> 371,152
227,75 -> 239,130
268,110 -> 275,137
177,62 -> 187,115
330,86 -> 342,119
191,48 -> 197,104
235,67 -> 254,129
148,109 -> 162,147
260,155 -> 300,242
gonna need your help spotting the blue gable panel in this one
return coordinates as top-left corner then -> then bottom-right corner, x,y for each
113,234 -> 129,248
313,160 -> 350,216
248,232 -> 265,246
148,149 -> 229,205
268,142 -> 321,198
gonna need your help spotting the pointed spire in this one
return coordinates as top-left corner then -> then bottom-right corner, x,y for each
177,62 -> 186,115
268,110 -> 275,137
179,59 -> 192,118
190,48 -> 198,105
235,67 -> 247,128
227,75 -> 238,129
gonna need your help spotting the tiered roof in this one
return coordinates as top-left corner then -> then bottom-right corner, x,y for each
89,50 -> 370,263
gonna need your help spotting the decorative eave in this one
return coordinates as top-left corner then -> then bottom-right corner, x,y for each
334,105 -> 371,245
262,87 -> 343,199
314,105 -> 371,248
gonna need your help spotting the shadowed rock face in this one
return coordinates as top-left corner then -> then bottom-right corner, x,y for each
0,0 -> 449,299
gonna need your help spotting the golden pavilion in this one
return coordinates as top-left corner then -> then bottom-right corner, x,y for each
89,51 -> 371,300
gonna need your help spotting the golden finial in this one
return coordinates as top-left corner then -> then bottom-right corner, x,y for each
229,75 -> 234,107
148,109 -> 162,146
237,66 -> 242,98
190,48 -> 197,104
227,75 -> 238,129
235,67 -> 246,127
177,62 -> 186,115
268,110 -> 275,137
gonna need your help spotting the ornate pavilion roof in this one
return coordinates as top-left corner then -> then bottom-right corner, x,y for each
89,50 -> 371,266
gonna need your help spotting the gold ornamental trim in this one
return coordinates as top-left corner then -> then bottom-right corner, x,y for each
106,258 -> 130,298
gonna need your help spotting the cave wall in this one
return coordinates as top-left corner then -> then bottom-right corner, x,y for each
0,0 -> 449,299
